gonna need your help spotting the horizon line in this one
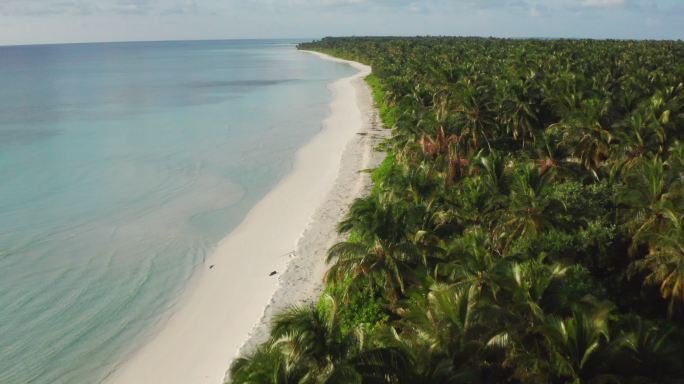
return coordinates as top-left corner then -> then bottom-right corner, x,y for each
2,34 -> 682,48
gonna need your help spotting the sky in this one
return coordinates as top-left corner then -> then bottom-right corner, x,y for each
0,0 -> 682,46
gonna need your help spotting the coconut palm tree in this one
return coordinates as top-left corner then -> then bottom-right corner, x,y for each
453,79 -> 497,151
337,196 -> 407,245
372,282 -> 500,383
326,237 -> 419,303
498,76 -> 542,149
612,106 -> 666,168
619,155 -> 682,254
497,163 -> 565,252
533,131 -> 578,180
609,315 -> 684,379
236,297 -> 410,384
553,98 -> 614,179
537,310 -> 618,383
230,343 -> 295,384
631,213 -> 684,316
433,227 -> 499,287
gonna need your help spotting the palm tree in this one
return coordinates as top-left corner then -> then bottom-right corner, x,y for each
400,162 -> 440,205
612,107 -> 665,168
609,315 -> 684,379
240,298 -> 410,384
619,155 -> 682,254
453,78 -> 497,151
337,197 -> 406,244
230,343 -> 295,384
497,164 -> 565,252
468,260 -> 575,382
631,213 -> 684,315
537,310 -> 617,383
484,260 -> 568,329
420,126 -> 465,184
269,304 -> 359,383
372,283 -> 494,383
649,83 -> 684,144
533,132 -> 578,180
433,228 -> 499,287
541,70 -> 583,119
498,76 -> 542,149
477,150 -> 510,197
553,98 -> 614,179
326,237 -> 418,303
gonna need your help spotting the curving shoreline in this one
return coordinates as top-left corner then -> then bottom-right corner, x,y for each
105,51 -> 385,384
233,51 -> 387,364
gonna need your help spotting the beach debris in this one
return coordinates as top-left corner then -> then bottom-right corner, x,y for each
269,271 -> 277,276
209,265 -> 215,270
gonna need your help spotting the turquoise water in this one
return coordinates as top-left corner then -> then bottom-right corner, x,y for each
0,40 -> 355,383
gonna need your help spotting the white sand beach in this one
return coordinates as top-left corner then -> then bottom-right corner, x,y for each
105,51 -> 386,384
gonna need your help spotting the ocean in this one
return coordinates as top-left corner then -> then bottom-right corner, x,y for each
0,39 -> 355,383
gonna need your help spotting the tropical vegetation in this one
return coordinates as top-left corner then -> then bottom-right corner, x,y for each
230,37 -> 684,383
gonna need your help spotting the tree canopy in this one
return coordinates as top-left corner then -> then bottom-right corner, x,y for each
230,37 -> 684,384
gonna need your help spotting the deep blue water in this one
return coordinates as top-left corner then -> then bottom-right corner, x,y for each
0,40 -> 355,383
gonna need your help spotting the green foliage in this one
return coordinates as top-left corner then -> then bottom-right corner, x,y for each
370,155 -> 395,186
509,228 -> 578,261
549,181 -> 612,225
230,37 -> 684,383
369,155 -> 398,197
365,74 -> 398,130
320,277 -> 389,336
541,264 -> 608,315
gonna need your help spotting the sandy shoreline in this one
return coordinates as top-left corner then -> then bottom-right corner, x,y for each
105,51 -> 385,384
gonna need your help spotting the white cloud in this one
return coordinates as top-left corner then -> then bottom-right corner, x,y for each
580,0 -> 625,7
0,0 -> 211,15
0,0 -> 634,17
2,0 -> 683,45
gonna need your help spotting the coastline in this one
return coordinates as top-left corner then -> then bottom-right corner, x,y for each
105,51 -> 385,384
233,51 -> 387,361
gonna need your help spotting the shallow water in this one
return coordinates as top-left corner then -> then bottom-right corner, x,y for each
0,39 -> 355,384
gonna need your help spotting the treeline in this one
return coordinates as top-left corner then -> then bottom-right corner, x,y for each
230,37 -> 684,383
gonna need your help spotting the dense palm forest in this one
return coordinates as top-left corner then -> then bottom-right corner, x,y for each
230,37 -> 684,383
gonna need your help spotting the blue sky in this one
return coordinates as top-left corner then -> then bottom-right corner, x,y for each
1,0 -> 682,45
